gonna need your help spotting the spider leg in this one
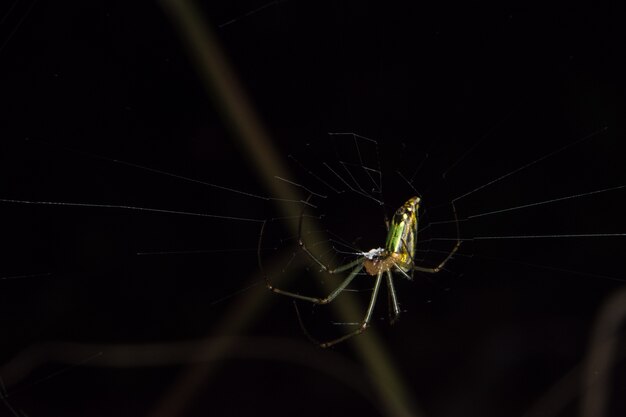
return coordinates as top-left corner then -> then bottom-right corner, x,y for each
411,245 -> 459,273
294,197 -> 369,274
412,201 -> 462,274
299,244 -> 366,275
393,260 -> 414,280
297,270 -> 384,348
258,217 -> 369,299
386,270 -> 401,324
382,207 -> 392,322
268,263 -> 364,304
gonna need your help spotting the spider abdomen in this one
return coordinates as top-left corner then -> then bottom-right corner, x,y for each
380,196 -> 420,275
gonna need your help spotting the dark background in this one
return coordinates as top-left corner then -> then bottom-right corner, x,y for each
1,1 -> 625,416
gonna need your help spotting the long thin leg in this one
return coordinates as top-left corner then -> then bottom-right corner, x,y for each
321,271 -> 384,348
411,201 -> 462,274
259,213 -> 368,304
298,271 -> 384,348
412,236 -> 460,273
268,263 -> 364,304
411,243 -> 459,273
299,235 -> 359,274
295,200 -> 363,275
386,270 -> 401,324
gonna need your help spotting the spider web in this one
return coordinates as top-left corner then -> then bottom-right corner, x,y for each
258,121 -> 626,330
1,1 -> 626,417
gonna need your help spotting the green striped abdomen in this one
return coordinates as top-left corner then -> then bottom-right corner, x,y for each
384,196 -> 420,271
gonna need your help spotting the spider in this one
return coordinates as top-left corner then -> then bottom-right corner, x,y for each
260,196 -> 461,348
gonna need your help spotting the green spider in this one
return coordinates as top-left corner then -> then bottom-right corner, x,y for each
261,196 -> 461,348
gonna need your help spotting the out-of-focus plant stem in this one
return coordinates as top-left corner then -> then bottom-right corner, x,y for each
154,1 -> 422,417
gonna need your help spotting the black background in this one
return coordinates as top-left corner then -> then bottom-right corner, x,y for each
1,1 -> 625,416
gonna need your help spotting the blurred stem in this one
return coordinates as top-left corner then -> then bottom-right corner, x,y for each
1,336 -> 383,414
156,1 -> 421,417
581,285 -> 626,417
